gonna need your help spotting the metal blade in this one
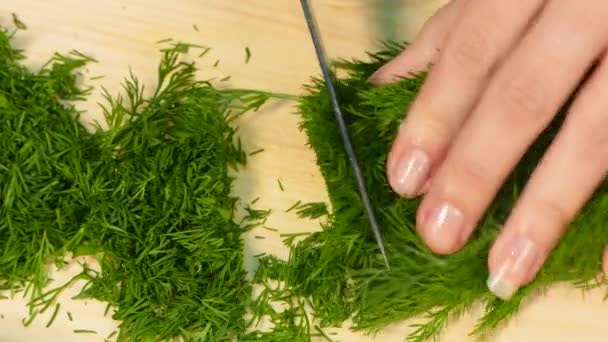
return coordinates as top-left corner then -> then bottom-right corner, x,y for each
299,0 -> 390,270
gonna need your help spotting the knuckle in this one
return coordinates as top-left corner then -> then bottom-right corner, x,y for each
529,197 -> 570,246
445,28 -> 492,78
494,73 -> 551,126
569,111 -> 608,156
443,156 -> 495,195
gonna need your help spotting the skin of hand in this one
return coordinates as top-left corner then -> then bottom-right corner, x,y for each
370,0 -> 608,301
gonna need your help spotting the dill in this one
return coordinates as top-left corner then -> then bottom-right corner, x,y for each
90,75 -> 105,80
73,329 -> 97,334
0,26 -> 285,341
278,179 -> 285,191
155,37 -> 173,44
198,47 -> 211,58
254,236 -> 266,240
245,47 -> 251,63
249,148 -> 265,156
213,59 -> 220,67
107,330 -> 118,339
46,303 -> 60,328
286,200 -> 302,213
259,40 -> 608,341
221,75 -> 231,82
251,197 -> 261,205
12,13 -> 26,30
263,226 -> 278,232
293,202 -> 328,219
67,312 -> 73,322
193,24 -> 199,32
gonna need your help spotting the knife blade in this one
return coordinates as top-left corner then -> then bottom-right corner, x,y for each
299,0 -> 390,270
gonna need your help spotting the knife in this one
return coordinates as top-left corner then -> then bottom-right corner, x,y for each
299,0 -> 390,270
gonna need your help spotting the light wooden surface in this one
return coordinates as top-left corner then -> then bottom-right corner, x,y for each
1,1 -> 608,341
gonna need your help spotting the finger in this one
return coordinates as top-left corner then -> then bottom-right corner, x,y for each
369,0 -> 462,85
386,0 -> 546,198
487,52 -> 608,300
415,1 -> 607,255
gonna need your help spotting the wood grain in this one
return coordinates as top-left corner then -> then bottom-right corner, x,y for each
0,1 -> 607,341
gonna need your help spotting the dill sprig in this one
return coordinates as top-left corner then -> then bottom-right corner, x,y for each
0,26 -> 286,341
293,202 -> 328,219
259,40 -> 608,341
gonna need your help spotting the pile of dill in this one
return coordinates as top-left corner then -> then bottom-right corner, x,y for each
253,41 -> 608,341
0,24 -> 281,340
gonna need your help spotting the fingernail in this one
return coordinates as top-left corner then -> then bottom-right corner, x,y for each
487,236 -> 540,300
392,149 -> 430,198
421,202 -> 465,253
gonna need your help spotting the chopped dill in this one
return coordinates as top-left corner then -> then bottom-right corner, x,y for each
249,148 -> 265,156
220,75 -> 231,82
73,329 -> 97,334
193,24 -> 199,32
286,200 -> 302,213
213,59 -> 220,67
106,330 -> 117,340
67,312 -> 73,322
155,37 -> 173,44
46,303 -> 60,328
293,202 -> 328,219
277,179 -> 285,191
245,47 -> 251,63
0,27 -> 284,341
198,47 -> 211,58
12,13 -> 27,30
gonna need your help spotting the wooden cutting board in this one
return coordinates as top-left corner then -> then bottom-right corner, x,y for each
1,1 -> 607,341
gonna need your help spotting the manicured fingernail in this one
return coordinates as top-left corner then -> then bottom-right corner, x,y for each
487,236 -> 540,300
422,202 -> 464,253
393,149 -> 430,198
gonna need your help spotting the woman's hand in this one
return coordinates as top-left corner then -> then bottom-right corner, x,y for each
372,0 -> 608,300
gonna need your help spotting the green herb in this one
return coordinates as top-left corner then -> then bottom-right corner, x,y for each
46,303 -> 60,328
90,75 -> 105,80
293,202 -> 328,219
254,236 -> 266,240
241,207 -> 272,231
221,75 -> 231,82
286,200 -> 302,213
198,47 -> 211,59
0,26 -> 286,341
249,148 -> 265,156
12,13 -> 26,30
263,226 -> 278,232
245,47 -> 251,63
251,197 -> 261,205
255,40 -> 608,341
213,59 -> 220,67
277,179 -> 285,191
67,311 -> 73,322
106,330 -> 117,339
193,24 -> 199,32
156,37 -> 173,44
73,329 -> 97,334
